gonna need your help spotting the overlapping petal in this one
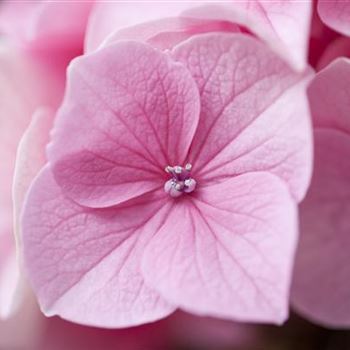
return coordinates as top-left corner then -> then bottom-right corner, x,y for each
86,1 -> 312,70
308,58 -> 350,133
172,33 -> 313,201
21,167 -> 175,328
85,1 -> 196,52
103,17 -> 242,51
291,58 -> 350,328
182,0 -> 312,70
13,108 -> 56,246
142,172 -> 297,324
292,129 -> 350,328
317,37 -> 350,70
318,0 -> 350,36
49,42 -> 200,208
0,1 -> 93,51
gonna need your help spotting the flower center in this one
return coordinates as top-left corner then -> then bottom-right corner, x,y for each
164,163 -> 197,198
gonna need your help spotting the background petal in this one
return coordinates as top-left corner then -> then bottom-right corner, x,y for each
0,45 -> 63,234
0,237 -> 19,318
291,129 -> 350,328
13,107 -> 55,246
172,33 -> 312,202
86,1 -> 311,70
0,288 -> 45,349
84,2 -> 197,52
142,172 -> 297,324
308,58 -> 350,134
0,1 -> 93,52
318,0 -> 350,36
291,51 -> 350,329
0,44 -> 64,318
21,167 -> 175,328
49,41 -> 200,208
182,0 -> 312,71
317,37 -> 350,70
102,17 -> 243,51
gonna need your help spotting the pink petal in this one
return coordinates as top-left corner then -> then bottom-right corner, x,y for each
0,45 -> 64,318
86,1 -> 311,70
291,57 -> 350,327
0,236 -> 19,318
308,3 -> 340,69
317,37 -> 350,70
85,2 -> 197,52
172,33 -> 312,202
13,107 -> 55,246
0,45 -> 62,232
142,172 -> 297,324
49,41 -> 200,208
0,1 -> 93,51
182,0 -> 312,71
308,58 -> 350,134
21,167 -> 175,328
318,0 -> 350,36
291,129 -> 350,328
0,289 -> 45,349
103,17 -> 243,51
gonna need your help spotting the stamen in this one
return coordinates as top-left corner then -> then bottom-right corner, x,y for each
185,163 -> 192,171
165,166 -> 173,173
164,163 -> 197,198
174,166 -> 182,174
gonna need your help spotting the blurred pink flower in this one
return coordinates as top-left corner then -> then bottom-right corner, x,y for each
0,44 -> 63,319
20,31 -> 312,328
0,0 -> 93,331
290,0 -> 350,329
291,58 -> 350,328
0,0 -> 93,53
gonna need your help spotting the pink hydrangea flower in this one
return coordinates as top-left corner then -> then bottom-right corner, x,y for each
21,32 -> 312,328
291,58 -> 350,328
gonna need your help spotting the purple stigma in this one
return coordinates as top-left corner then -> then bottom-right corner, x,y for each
164,163 -> 197,198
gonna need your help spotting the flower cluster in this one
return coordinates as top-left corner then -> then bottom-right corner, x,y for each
0,0 -> 350,348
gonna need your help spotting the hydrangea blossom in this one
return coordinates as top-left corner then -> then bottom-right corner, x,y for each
21,33 -> 312,328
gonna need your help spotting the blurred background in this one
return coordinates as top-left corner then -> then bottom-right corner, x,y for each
2,307 -> 350,350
